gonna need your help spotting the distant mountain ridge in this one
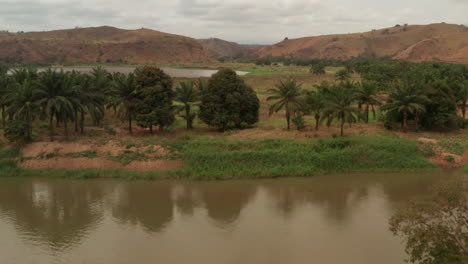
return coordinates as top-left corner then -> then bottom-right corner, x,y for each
197,38 -> 265,59
0,26 -> 214,64
1,23 -> 468,64
258,23 -> 468,64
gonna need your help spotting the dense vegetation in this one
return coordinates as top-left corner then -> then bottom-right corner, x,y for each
390,182 -> 467,264
265,60 -> 468,134
0,65 -> 260,142
199,68 -> 259,131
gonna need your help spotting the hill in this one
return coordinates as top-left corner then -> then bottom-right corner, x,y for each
0,26 -> 214,64
197,38 -> 264,59
258,23 -> 468,64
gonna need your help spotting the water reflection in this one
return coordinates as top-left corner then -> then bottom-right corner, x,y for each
266,172 -> 447,222
111,181 -> 174,233
0,179 -> 104,251
0,171 -> 463,264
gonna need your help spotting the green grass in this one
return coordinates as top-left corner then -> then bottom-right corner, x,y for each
462,164 -> 468,173
437,139 -> 466,155
0,135 -> 437,180
179,135 -> 436,179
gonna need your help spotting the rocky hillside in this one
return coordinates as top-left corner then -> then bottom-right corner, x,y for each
258,23 -> 468,64
0,26 -> 214,64
197,38 -> 264,59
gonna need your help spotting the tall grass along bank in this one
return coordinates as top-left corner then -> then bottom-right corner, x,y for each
180,135 -> 436,179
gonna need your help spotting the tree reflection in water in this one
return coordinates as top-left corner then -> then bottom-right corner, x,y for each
0,179 -> 105,251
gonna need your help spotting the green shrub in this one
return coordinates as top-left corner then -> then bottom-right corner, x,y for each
444,155 -> 455,162
45,153 -> 56,159
4,120 -> 30,143
292,115 -> 305,130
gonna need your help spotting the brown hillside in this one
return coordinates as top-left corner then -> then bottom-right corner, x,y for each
258,23 -> 468,64
0,26 -> 214,64
197,38 -> 264,59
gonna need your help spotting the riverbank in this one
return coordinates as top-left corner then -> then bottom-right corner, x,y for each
1,135 -> 446,180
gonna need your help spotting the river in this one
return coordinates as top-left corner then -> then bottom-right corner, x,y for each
0,170 -> 464,264
31,67 -> 249,78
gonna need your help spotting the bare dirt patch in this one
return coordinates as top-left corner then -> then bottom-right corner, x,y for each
19,140 -> 182,172
20,157 -> 182,172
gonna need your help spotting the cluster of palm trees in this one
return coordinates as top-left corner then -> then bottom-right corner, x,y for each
268,79 -> 379,136
0,67 -> 110,141
0,66 -> 201,142
267,76 -> 468,136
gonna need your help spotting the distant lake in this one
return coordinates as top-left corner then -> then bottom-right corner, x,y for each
30,67 -> 249,78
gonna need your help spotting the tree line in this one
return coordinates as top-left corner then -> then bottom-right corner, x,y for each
1,60 -> 467,142
0,66 -> 260,142
267,61 -> 468,135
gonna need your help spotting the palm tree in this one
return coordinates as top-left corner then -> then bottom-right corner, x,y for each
267,78 -> 303,130
72,72 -> 106,134
322,85 -> 359,136
89,67 -> 110,126
108,73 -> 137,134
305,90 -> 325,130
7,79 -> 37,140
35,69 -> 76,141
356,80 -> 382,123
335,69 -> 351,82
175,81 -> 199,129
381,81 -> 430,131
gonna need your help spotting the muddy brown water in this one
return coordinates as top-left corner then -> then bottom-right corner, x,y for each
0,170 -> 464,264
32,67 -> 249,78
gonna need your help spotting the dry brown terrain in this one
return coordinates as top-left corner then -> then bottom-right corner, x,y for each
258,23 -> 468,64
18,139 -> 182,172
197,38 -> 264,59
3,23 -> 468,65
0,26 -> 214,64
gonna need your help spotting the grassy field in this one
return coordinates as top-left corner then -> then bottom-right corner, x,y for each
0,135 -> 437,180
179,135 -> 436,179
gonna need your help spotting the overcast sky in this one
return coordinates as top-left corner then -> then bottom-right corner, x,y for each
1,0 -> 468,44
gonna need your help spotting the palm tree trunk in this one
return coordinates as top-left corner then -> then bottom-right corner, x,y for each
286,101 -> 290,130
64,117 -> 68,139
415,112 -> 419,130
365,104 -> 370,123
80,111 -> 85,135
185,104 -> 192,130
128,112 -> 132,134
74,109 -> 79,132
56,112 -> 60,128
340,114 -> 345,136
358,102 -> 362,121
371,105 -> 376,121
315,114 -> 320,130
403,111 -> 408,132
1,105 -> 5,128
49,111 -> 54,141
